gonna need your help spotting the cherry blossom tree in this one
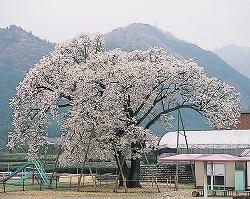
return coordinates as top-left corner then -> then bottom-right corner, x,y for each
9,33 -> 240,188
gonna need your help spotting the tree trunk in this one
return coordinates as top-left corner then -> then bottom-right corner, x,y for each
114,154 -> 141,188
127,158 -> 141,188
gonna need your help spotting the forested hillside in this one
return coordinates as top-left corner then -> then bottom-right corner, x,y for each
0,25 -> 54,146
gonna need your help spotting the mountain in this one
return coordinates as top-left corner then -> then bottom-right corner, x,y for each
105,23 -> 250,112
0,25 -> 54,146
214,44 -> 250,79
1,23 -> 250,146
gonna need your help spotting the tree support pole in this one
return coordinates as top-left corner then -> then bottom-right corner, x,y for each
113,147 -> 127,193
113,147 -> 128,192
49,145 -> 62,189
139,141 -> 160,193
87,163 -> 97,191
78,124 -> 95,191
178,108 -> 195,187
174,109 -> 180,191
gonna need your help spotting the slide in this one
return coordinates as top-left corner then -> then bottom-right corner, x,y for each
0,163 -> 32,184
0,160 -> 49,185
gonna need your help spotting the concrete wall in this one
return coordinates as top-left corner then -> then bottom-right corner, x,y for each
225,162 -> 235,188
195,162 -> 204,187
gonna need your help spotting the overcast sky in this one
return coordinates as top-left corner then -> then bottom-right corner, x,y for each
0,0 -> 250,50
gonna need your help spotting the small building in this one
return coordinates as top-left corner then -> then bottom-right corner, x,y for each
160,154 -> 250,198
195,159 -> 240,190
240,149 -> 250,190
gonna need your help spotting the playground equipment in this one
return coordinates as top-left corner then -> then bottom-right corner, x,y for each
0,159 -> 49,186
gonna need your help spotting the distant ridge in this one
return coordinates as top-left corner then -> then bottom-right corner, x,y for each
105,23 -> 182,58
215,44 -> 250,79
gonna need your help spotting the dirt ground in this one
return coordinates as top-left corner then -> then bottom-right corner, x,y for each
0,190 -> 156,199
1,175 -> 234,198
0,186 -> 235,199
0,190 -> 235,199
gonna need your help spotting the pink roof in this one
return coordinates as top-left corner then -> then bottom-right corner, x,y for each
238,156 -> 250,161
159,154 -> 250,163
159,154 -> 202,162
196,154 -> 239,162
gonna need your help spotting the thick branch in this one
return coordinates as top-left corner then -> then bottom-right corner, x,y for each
36,85 -> 54,92
134,80 -> 166,116
60,93 -> 73,101
137,88 -> 176,125
145,104 -> 201,129
58,103 -> 71,108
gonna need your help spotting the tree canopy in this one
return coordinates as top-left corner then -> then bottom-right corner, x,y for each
9,33 -> 240,166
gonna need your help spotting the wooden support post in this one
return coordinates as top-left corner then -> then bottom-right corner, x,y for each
32,164 -> 35,185
77,176 -> 80,191
56,177 -> 58,189
114,175 -> 118,193
22,180 -> 25,191
88,164 -> 97,192
3,183 -> 5,193
70,176 -> 72,189
94,177 -> 97,190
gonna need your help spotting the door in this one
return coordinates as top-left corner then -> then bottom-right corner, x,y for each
235,170 -> 245,191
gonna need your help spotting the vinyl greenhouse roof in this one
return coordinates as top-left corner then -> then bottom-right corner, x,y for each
159,130 -> 250,149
